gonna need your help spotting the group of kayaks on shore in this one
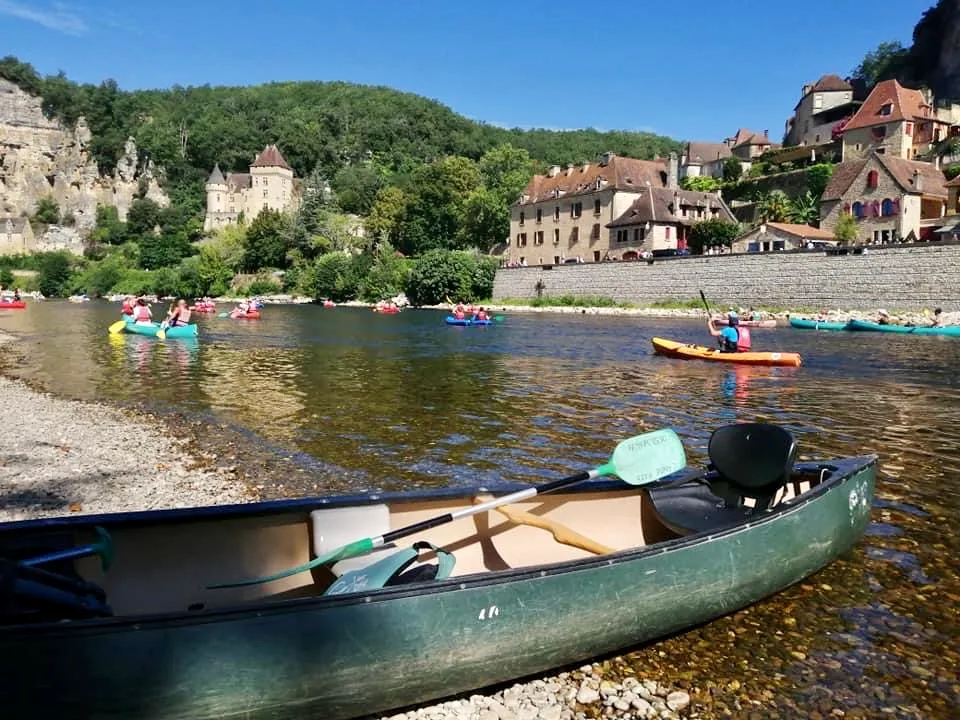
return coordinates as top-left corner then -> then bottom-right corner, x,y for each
790,307 -> 960,335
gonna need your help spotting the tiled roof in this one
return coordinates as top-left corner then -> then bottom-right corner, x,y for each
606,188 -> 735,228
683,142 -> 731,165
251,144 -> 292,170
820,155 -> 947,200
225,172 -> 251,190
811,74 -> 853,93
944,174 -> 960,187
730,128 -> 771,148
207,164 -> 226,184
843,80 -> 936,131
820,160 -> 867,201
756,222 -> 835,240
519,154 -> 666,205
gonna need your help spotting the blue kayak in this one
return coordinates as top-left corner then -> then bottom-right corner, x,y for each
123,319 -> 198,339
789,318 -> 850,331
445,316 -> 492,327
846,319 -> 960,336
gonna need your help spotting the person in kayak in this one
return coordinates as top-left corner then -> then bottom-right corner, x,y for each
121,296 -> 135,316
708,311 -> 751,353
454,302 -> 466,321
234,298 -> 253,316
12,288 -> 21,302
132,297 -> 153,325
475,307 -> 489,321
165,299 -> 192,327
931,308 -> 944,327
877,309 -> 892,325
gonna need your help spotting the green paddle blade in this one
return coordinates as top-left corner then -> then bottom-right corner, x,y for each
217,312 -> 229,318
209,536 -> 376,589
598,428 -> 687,485
108,320 -> 127,335
494,315 -> 505,322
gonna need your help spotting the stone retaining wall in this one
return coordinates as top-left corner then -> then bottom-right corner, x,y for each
492,244 -> 960,310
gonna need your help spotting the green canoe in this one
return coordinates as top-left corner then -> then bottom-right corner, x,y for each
122,319 -> 198,339
0,424 -> 875,720
789,318 -> 850,331
846,319 -> 960,336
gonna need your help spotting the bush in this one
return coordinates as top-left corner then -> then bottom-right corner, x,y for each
243,277 -> 283,296
37,252 -> 73,297
71,253 -> 129,296
32,196 -> 60,225
307,252 -> 353,302
0,267 -> 13,287
360,245 -> 410,301
805,163 -> 835,198
405,249 -> 493,306
111,269 -> 156,296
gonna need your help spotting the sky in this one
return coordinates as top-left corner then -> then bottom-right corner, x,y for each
0,0 -> 935,143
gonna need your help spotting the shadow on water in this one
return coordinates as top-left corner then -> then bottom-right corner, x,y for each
1,301 -> 959,717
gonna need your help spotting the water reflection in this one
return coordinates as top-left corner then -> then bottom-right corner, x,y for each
1,301 -> 958,716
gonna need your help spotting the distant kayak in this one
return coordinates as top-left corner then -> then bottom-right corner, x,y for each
445,316 -> 492,326
322,300 -> 336,308
230,311 -> 261,320
846,319 -> 960,337
716,318 -> 777,329
123,320 -> 198,339
373,306 -> 399,314
790,318 -> 850,331
0,301 -> 26,309
651,338 -> 802,367
189,306 -> 216,313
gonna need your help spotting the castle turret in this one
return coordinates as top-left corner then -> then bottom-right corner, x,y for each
203,164 -> 229,231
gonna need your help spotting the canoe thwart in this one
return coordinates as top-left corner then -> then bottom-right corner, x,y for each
473,496 -> 615,555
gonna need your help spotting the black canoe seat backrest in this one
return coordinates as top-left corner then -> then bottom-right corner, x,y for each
310,505 -> 397,576
646,423 -> 797,536
708,423 -> 797,510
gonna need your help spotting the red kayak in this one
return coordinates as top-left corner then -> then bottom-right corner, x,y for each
373,306 -> 399,314
190,306 -> 216,313
230,311 -> 261,319
0,301 -> 26,309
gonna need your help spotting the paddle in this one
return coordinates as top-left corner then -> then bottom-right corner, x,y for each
108,319 -> 127,334
699,290 -> 712,319
209,428 -> 688,589
20,527 -> 115,572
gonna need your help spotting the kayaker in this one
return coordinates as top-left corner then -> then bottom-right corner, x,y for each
476,307 -> 489,321
12,288 -> 21,302
708,312 -> 752,353
121,296 -> 134,316
166,299 -> 192,327
454,302 -> 466,321
877,309 -> 892,326
931,308 -> 943,327
132,298 -> 153,325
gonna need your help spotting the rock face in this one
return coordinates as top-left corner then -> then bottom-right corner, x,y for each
0,79 -> 168,232
936,0 -> 960,100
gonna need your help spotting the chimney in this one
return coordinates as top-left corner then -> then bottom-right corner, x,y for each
565,165 -> 574,176
600,152 -> 613,166
914,169 -> 923,193
673,190 -> 680,216
548,165 -> 561,177
667,152 -> 679,189
582,162 -> 590,173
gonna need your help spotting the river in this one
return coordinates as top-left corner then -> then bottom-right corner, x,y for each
0,301 -> 957,718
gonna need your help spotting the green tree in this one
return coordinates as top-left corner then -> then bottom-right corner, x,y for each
33,196 -> 60,224
366,186 -> 407,246
360,242 -> 410,301
331,163 -> 384,215
851,41 -> 908,88
722,157 -> 743,183
151,267 -> 180,298
243,209 -> 289,271
90,205 -> 127,245
400,156 -> 481,255
478,144 -> 535,206
405,249 -> 491,305
126,198 -> 162,237
306,252 -> 353,302
680,176 -> 721,192
805,164 -> 835,199
461,188 -> 508,251
0,267 -> 14,287
756,190 -> 792,223
37,252 -> 73,297
688,220 -> 741,255
789,191 -> 820,226
139,234 -> 193,269
833,213 -> 859,246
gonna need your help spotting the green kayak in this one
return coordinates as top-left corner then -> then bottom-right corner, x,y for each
789,318 -> 850,331
846,319 -> 960,336
122,320 -> 198,339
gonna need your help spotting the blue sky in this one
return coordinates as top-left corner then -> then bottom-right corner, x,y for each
0,0 -> 933,143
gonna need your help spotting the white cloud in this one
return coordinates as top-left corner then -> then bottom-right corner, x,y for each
0,0 -> 87,35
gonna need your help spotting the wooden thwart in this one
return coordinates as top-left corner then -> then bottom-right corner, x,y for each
474,495 -> 614,555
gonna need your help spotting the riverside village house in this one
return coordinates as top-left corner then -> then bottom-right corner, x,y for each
783,74 -> 863,148
203,145 -> 299,232
679,129 -> 778,179
506,153 -> 734,265
0,217 -> 36,256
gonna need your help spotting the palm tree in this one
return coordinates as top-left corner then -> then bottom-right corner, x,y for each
788,191 -> 820,226
756,190 -> 792,223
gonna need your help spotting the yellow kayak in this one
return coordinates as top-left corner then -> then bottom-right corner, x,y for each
651,338 -> 802,367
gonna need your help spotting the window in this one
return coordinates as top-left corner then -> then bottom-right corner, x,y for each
554,206 -> 560,221
880,103 -> 892,116
866,170 -> 879,189
665,227 -> 671,239
616,229 -> 628,243
216,193 -> 221,202
571,202 -> 582,218
263,189 -> 269,198
881,198 -> 896,216
570,226 -> 579,243
871,126 -> 886,140
870,200 -> 881,217
263,178 -> 268,187
815,134 -> 820,143
593,250 -> 601,262
813,94 -> 822,109
593,199 -> 602,215
535,231 -> 544,245
519,212 -> 525,226
591,223 -> 600,239
263,203 -> 268,210
633,228 -> 643,243
748,242 -> 760,252
554,256 -> 561,264
536,209 -> 542,223
773,240 -> 785,251
553,228 -> 560,244
905,122 -> 913,136
852,201 -> 864,219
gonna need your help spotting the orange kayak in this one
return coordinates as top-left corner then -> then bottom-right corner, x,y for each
651,338 -> 802,367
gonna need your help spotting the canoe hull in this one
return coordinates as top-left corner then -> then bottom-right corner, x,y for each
716,318 -> 777,328
122,321 -> 199,339
846,319 -> 960,336
0,457 -> 874,720
446,316 -> 492,326
0,302 -> 25,309
651,337 -> 802,367
230,311 -> 261,319
789,318 -> 850,331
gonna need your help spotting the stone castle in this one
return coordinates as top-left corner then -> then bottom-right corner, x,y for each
203,145 -> 299,231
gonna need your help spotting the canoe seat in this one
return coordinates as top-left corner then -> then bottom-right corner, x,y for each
323,541 -> 455,596
648,423 -> 797,535
310,505 -> 398,576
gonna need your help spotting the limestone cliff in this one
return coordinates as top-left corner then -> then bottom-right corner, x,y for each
0,79 -> 168,232
936,0 -> 960,100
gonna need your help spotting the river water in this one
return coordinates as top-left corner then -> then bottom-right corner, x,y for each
1,302 -> 957,718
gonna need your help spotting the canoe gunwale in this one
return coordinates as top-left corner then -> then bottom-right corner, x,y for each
0,455 -> 877,636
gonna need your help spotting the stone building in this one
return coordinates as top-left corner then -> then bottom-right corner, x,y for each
820,151 -> 948,244
731,222 -> 836,253
203,145 -> 298,232
0,217 -> 36,255
840,80 -> 952,161
679,142 -> 731,180
507,153 -> 669,265
727,128 -> 777,163
784,74 -> 861,147
606,184 -> 736,257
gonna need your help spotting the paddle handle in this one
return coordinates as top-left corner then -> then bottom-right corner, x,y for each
699,290 -> 712,318
380,470 -> 594,546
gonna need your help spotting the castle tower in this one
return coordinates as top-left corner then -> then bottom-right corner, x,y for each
247,145 -> 294,219
203,164 -> 228,232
